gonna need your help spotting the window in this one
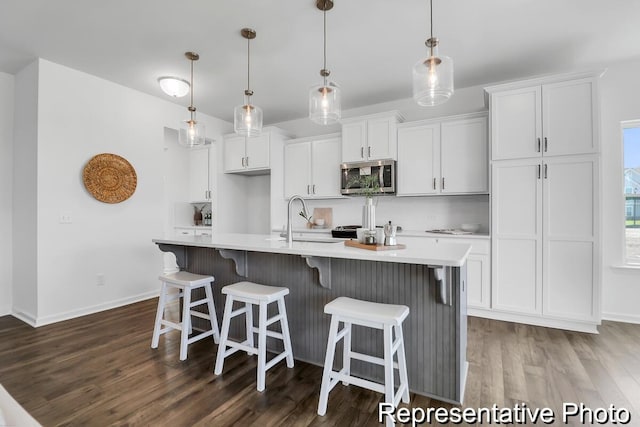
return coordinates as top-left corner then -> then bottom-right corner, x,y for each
623,121 -> 640,263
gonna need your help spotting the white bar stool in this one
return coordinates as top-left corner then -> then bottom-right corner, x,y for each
317,297 -> 410,427
214,281 -> 294,392
151,271 -> 219,361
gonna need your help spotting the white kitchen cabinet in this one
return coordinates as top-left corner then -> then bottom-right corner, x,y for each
437,237 -> 490,310
486,71 -> 601,332
397,124 -> 440,195
284,135 -> 342,198
397,113 -> 488,196
188,146 -> 212,202
341,111 -> 403,162
491,155 -> 599,329
487,75 -> 597,160
224,133 -> 269,173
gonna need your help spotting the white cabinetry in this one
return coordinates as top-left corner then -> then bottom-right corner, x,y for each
440,237 -> 490,310
397,113 -> 488,196
489,77 -> 597,160
284,135 -> 342,198
224,127 -> 289,174
188,146 -> 212,202
486,71 -> 601,333
341,111 -> 403,162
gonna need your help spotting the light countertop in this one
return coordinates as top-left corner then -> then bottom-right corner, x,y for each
154,233 -> 471,267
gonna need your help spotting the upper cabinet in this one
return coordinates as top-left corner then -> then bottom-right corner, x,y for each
486,75 -> 598,160
284,134 -> 342,199
397,113 -> 488,196
341,111 -> 404,162
224,127 -> 290,174
188,146 -> 212,202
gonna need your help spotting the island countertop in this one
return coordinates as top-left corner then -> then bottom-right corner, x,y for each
152,233 -> 471,267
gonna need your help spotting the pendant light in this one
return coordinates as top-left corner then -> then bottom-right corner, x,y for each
234,28 -> 263,137
179,52 -> 206,147
309,0 -> 341,125
412,0 -> 454,106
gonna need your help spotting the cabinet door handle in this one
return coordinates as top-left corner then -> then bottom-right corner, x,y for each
246,156 -> 249,167
360,147 -> 364,158
312,184 -> 316,194
537,137 -> 541,153
544,137 -> 548,152
307,184 -> 310,194
544,163 -> 548,179
442,177 -> 445,190
368,146 -> 371,158
537,164 -> 541,179
433,177 -> 436,190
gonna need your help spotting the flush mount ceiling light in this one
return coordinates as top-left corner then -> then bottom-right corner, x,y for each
178,52 -> 206,147
309,0 -> 341,125
413,0 -> 454,106
157,76 -> 190,98
234,28 -> 263,137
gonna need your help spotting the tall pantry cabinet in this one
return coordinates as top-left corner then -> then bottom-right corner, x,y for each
485,71 -> 601,333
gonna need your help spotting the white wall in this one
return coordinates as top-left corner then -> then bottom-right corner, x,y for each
599,57 -> 640,323
15,59 -> 231,325
0,72 -> 14,316
12,61 -> 39,322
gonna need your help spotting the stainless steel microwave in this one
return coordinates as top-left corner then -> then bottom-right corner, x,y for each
340,159 -> 396,195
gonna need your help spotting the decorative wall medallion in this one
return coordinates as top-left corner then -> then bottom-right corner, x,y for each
82,153 -> 137,203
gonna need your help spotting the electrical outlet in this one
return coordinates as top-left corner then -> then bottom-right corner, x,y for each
59,212 -> 73,224
96,274 -> 105,286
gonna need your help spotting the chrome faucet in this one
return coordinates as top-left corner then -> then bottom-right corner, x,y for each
285,195 -> 309,244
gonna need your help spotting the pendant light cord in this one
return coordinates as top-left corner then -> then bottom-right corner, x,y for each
323,2 -> 327,86
247,35 -> 251,95
430,0 -> 433,40
189,57 -> 195,120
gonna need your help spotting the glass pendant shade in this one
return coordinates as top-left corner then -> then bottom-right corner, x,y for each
179,118 -> 206,147
234,102 -> 263,137
309,81 -> 341,125
158,77 -> 189,97
413,45 -> 454,106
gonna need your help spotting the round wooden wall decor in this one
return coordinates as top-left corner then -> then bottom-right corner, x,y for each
82,153 -> 137,203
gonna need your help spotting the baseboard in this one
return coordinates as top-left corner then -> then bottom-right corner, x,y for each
467,307 -> 600,334
13,290 -> 160,328
10,307 -> 37,327
602,311 -> 640,325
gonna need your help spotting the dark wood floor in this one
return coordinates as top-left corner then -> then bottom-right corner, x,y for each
1,299 -> 639,426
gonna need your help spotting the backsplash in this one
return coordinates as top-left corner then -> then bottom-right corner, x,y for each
275,194 -> 489,233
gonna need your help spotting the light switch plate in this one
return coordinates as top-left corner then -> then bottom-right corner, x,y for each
59,212 -> 72,224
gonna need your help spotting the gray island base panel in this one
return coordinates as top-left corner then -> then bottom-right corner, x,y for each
154,238 -> 468,404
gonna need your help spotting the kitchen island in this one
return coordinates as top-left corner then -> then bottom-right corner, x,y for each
153,233 -> 471,404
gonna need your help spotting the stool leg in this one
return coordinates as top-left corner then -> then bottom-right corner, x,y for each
383,324 -> 395,427
395,324 -> 410,404
277,298 -> 294,368
342,322 -> 351,385
204,282 -> 220,344
257,301 -> 268,392
245,302 -> 254,354
151,282 -> 168,349
214,295 -> 234,375
317,315 -> 340,416
179,287 -> 191,361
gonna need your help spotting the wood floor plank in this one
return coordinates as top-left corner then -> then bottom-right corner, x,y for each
1,300 -> 640,426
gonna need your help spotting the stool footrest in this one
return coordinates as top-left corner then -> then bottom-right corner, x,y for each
264,351 -> 289,371
230,306 -> 251,318
224,340 -> 258,356
189,311 -> 211,321
189,298 -> 209,307
330,371 -> 385,394
187,329 -> 215,344
159,319 -> 181,331
265,313 -> 284,327
394,384 -> 409,407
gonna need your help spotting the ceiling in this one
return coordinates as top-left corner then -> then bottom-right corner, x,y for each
1,0 -> 638,124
